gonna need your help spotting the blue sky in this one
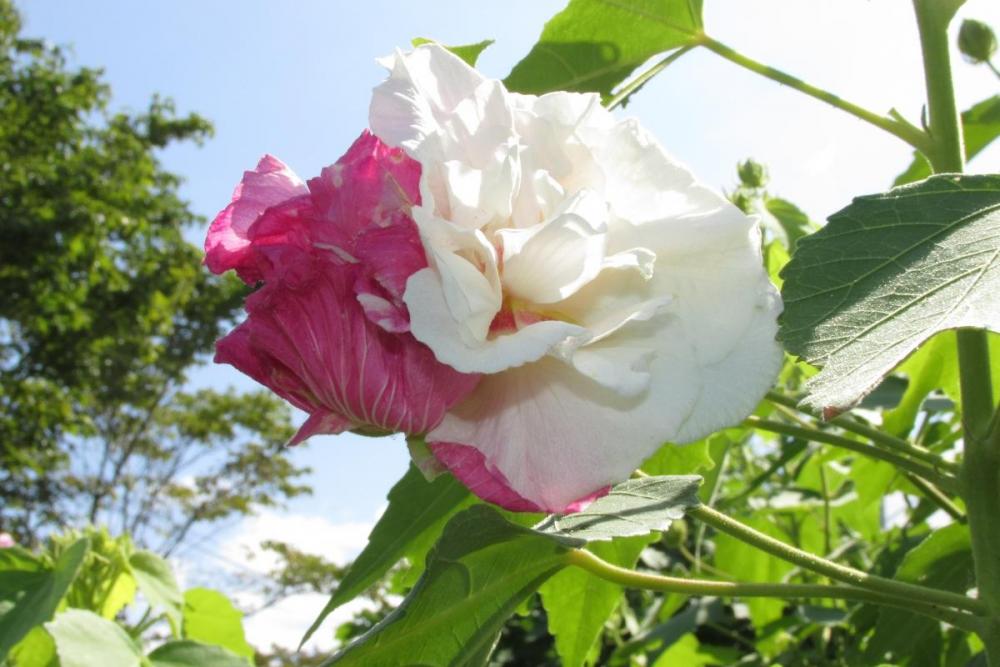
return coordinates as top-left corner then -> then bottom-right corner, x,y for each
19,0 -> 1000,650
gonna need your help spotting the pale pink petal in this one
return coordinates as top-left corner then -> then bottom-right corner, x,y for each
430,442 -> 610,514
0,533 -> 14,548
429,442 -> 542,512
205,155 -> 308,281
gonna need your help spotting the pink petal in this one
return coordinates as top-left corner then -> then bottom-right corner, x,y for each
307,130 -> 421,252
216,248 -> 479,438
429,442 -> 609,514
205,154 -> 308,282
429,442 -> 543,512
289,412 -> 353,446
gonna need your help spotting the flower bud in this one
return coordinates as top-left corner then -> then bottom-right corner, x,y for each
958,19 -> 997,64
664,518 -> 688,548
737,158 -> 768,189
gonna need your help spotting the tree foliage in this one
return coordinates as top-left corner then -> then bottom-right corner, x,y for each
0,0 -> 309,550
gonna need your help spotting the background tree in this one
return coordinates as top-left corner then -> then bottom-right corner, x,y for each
0,0 -> 309,551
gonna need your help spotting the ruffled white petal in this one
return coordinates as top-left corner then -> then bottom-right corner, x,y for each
404,268 -> 588,374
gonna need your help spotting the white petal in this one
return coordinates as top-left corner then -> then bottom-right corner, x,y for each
404,268 -> 588,374
371,45 -> 519,230
414,208 -> 502,344
428,277 -> 782,511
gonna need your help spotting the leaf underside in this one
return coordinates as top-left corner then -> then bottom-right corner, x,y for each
778,174 -> 1000,413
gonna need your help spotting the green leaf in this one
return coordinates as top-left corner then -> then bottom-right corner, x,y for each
866,524 -> 973,664
0,538 -> 88,660
147,640 -> 250,667
535,476 -> 702,542
714,516 -> 793,627
129,551 -> 182,633
540,536 -> 654,667
642,441 -> 715,477
8,626 -> 57,667
895,96 -> 1000,186
778,174 -> 1000,414
652,633 -> 741,667
504,0 -> 703,97
99,571 -> 137,621
764,197 -> 816,250
302,465 -> 473,647
181,588 -> 254,661
411,38 -> 494,67
46,609 -> 143,667
328,505 -> 573,666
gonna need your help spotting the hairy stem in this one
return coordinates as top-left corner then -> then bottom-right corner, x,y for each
567,548 -> 982,632
696,34 -> 931,153
745,417 -> 959,493
913,4 -> 1000,654
689,504 -> 988,616
766,391 -> 958,473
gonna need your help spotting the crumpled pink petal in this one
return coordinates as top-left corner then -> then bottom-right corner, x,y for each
205,155 -> 309,283
429,441 -> 609,514
208,132 -> 479,443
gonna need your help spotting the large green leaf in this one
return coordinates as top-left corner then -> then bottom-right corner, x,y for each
181,588 -> 254,661
302,465 -> 473,646
895,96 -> 1000,186
129,550 -> 182,633
778,174 -> 1000,414
46,609 -> 142,667
504,0 -> 703,97
866,524 -> 973,664
539,536 -> 654,667
0,538 -> 88,660
327,505 -> 574,666
147,640 -> 250,667
535,476 -> 702,541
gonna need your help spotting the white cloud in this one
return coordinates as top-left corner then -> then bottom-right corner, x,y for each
244,592 -> 375,654
220,509 -> 378,576
176,507 -> 386,653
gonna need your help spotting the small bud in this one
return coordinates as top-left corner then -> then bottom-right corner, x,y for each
664,518 -> 688,547
730,188 -> 755,215
737,159 -> 768,189
958,19 -> 997,64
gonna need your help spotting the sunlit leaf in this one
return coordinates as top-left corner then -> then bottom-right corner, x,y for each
129,550 -> 182,633
505,0 -> 703,97
181,588 -> 254,661
535,476 -> 702,542
46,609 -> 142,667
779,174 -> 1000,414
301,465 -> 473,646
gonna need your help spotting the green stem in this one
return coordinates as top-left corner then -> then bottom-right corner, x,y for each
697,34 -> 931,153
689,504 -> 989,616
606,45 -> 696,110
904,473 -> 966,524
745,417 -> 960,493
566,549 -> 982,632
766,391 -> 957,473
913,3 -> 1000,648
